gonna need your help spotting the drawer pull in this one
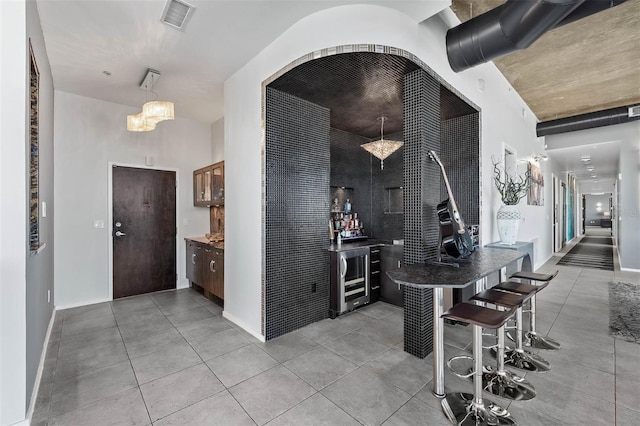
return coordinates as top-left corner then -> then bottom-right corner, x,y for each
371,260 -> 380,264
371,270 -> 380,275
371,286 -> 380,290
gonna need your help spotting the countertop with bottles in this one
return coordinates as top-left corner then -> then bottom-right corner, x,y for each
327,239 -> 403,252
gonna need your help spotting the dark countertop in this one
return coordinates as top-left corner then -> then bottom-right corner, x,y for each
387,248 -> 527,289
327,239 -> 401,252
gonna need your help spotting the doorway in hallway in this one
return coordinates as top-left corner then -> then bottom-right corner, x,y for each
112,166 -> 177,298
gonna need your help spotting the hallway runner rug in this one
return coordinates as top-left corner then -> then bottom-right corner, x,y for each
580,236 -> 613,245
557,238 -> 614,271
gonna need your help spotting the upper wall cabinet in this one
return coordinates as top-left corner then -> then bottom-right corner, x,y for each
193,161 -> 224,207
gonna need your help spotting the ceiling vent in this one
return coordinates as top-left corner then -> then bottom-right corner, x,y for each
628,105 -> 640,118
161,0 -> 195,31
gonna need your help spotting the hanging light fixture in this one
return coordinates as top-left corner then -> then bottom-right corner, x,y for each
127,112 -> 156,132
361,116 -> 403,170
127,69 -> 175,132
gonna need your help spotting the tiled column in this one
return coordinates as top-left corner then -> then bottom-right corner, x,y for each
402,69 -> 441,358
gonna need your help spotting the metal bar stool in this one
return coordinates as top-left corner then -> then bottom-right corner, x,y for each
440,302 -> 517,426
510,270 -> 560,350
470,288 -> 536,400
493,281 -> 551,372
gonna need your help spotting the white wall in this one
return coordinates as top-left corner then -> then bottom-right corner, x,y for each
618,124 -> 640,270
0,1 -> 28,423
224,5 -> 547,337
54,92 -> 212,308
211,117 -> 224,163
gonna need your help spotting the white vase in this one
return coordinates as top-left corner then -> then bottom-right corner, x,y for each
497,204 -> 521,245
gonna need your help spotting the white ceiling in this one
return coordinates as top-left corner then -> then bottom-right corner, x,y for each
36,0 -> 632,188
36,0 -> 450,124
545,141 -> 620,187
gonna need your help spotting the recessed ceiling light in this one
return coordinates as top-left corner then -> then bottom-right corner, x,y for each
580,156 -> 590,162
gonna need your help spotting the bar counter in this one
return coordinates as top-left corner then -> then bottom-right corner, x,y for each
387,247 -> 530,398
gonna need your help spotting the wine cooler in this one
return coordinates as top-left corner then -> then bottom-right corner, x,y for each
329,247 -> 370,318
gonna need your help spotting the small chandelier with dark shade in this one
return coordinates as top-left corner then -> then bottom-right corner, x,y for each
361,116 -> 403,170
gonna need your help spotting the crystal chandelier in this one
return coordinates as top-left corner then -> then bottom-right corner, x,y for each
127,69 -> 175,132
361,116 -> 403,170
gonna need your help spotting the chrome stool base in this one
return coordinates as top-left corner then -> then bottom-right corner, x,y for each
499,348 -> 551,372
526,332 -> 561,350
481,366 -> 536,401
441,392 -> 516,426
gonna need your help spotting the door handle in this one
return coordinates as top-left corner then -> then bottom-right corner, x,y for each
115,230 -> 126,237
210,260 -> 216,272
192,253 -> 196,264
340,256 -> 347,279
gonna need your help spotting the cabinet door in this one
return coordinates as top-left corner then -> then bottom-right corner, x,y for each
186,241 -> 197,283
193,170 -> 204,206
193,165 -> 214,207
212,251 -> 224,300
203,247 -> 215,293
211,162 -> 224,205
381,245 -> 403,307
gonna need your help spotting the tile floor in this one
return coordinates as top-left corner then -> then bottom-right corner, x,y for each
32,238 -> 639,425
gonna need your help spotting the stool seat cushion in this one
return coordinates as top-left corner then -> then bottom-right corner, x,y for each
494,281 -> 539,295
471,288 -> 527,308
510,270 -> 558,282
441,302 -> 514,329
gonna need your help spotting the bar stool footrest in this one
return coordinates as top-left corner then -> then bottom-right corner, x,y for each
441,393 -> 516,426
447,355 -> 475,379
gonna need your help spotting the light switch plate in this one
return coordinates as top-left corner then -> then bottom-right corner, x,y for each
93,219 -> 104,229
42,201 -> 46,217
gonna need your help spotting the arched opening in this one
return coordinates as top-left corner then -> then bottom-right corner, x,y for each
260,46 -> 480,357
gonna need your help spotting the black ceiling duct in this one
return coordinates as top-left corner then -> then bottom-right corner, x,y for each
446,0 -> 627,73
537,105 -> 640,136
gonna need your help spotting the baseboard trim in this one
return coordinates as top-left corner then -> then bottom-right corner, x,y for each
25,309 -> 56,425
620,267 -> 640,273
222,311 -> 265,342
55,297 -> 111,311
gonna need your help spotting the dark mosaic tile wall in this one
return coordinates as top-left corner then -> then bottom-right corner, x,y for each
402,68 -> 441,358
370,131 -> 404,241
330,128 -> 404,241
330,129 -> 372,235
265,87 -> 331,340
441,114 -> 480,226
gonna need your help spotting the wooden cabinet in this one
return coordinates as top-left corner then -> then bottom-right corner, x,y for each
185,240 -> 224,300
193,161 -> 224,207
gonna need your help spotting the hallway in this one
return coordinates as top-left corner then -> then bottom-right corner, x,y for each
557,227 -> 615,270
31,252 -> 639,426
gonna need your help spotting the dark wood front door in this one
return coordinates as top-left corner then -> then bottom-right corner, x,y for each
113,166 -> 176,299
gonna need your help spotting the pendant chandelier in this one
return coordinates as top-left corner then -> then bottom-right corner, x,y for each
127,69 -> 175,132
361,116 -> 403,170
